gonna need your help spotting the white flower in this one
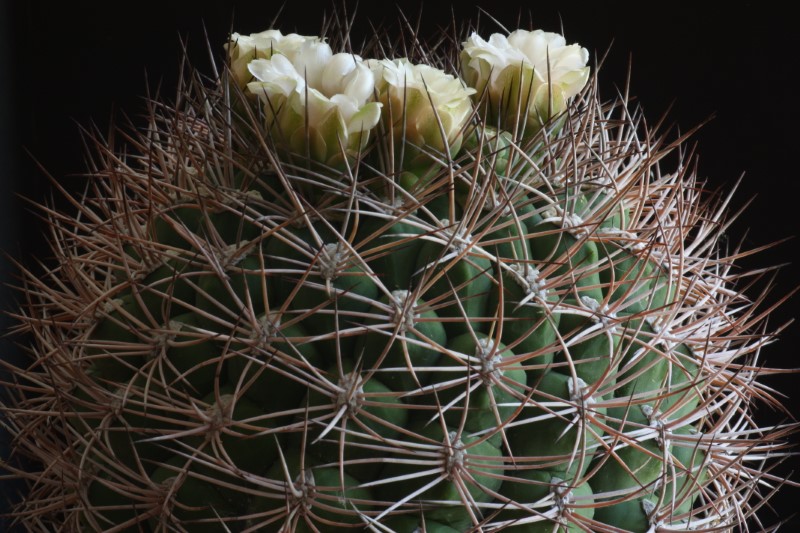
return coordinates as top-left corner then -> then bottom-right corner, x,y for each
245,40 -> 382,166
461,29 -> 589,134
368,58 -> 475,167
225,29 -> 320,88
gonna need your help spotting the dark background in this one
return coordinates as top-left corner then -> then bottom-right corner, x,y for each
2,0 -> 798,529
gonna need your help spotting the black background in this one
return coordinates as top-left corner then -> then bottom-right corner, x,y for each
2,0 -> 798,529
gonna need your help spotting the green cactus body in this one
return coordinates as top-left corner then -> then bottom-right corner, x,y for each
376,424 -> 505,529
249,456 -> 374,532
507,371 -> 606,480
488,262 -> 560,378
430,332 -> 526,439
225,314 -> 322,406
85,469 -> 147,532
360,212 -> 425,291
381,516 -> 461,532
416,222 -> 494,338
598,242 -> 675,316
195,250 -> 268,330
151,204 -> 203,250
149,455 -> 252,532
305,367 -> 409,481
358,292 -> 447,392
495,477 -> 595,532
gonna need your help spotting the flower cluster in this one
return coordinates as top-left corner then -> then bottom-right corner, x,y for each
226,27 -> 589,167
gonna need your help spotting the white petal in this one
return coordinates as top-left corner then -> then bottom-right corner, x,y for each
292,41 -> 333,89
247,57 -> 305,97
321,53 -> 358,96
342,62 -> 375,105
330,94 -> 359,122
347,101 -> 382,134
300,87 -> 336,124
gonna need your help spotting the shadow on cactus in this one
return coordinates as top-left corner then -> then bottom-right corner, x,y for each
1,11 -> 797,533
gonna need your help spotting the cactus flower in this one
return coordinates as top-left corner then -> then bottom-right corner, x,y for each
225,29 -> 320,88
461,29 -> 589,135
368,58 -> 475,169
246,40 -> 382,166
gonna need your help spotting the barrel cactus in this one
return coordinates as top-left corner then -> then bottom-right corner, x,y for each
1,17 -> 795,533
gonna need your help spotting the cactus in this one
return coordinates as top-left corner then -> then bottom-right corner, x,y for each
1,16 -> 796,533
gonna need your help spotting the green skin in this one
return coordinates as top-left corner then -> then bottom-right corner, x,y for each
70,114 -> 707,533
226,317 -> 323,424
294,467 -> 374,532
614,320 -> 671,402
133,257 -> 197,321
357,294 -> 447,392
87,306 -> 217,398
95,421 -> 172,472
615,323 -> 700,422
507,371 -> 606,481
428,332 -> 526,442
151,204 -> 203,250
92,392 -> 176,470
461,125 -> 515,179
525,194 -> 604,304
590,404 -> 682,530
65,376 -> 105,435
250,456 -> 374,532
163,312 -> 220,396
554,320 -> 620,389
380,515 -> 462,532
523,193 -> 609,383
181,387 -> 279,475
86,295 -> 149,383
591,190 -> 629,232
477,209 -> 533,264
579,427 -> 706,532
358,213 -> 425,292
149,454 -> 253,533
152,199 -> 262,251
486,264 -> 560,379
85,469 -> 148,532
194,253 -> 268,330
231,169 -> 280,202
493,479 -> 595,532
647,428 -> 707,521
88,260 -> 200,383
376,423 -> 504,529
247,448 -> 311,522
304,368 -> 409,481
496,469 -> 554,512
597,243 -> 674,317
209,202 -> 263,244
266,223 -> 379,354
398,170 -> 465,223
658,344 -> 702,421
82,373 -> 190,469
415,230 -> 494,339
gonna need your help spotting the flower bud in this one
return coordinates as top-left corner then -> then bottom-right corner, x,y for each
461,29 -> 589,135
368,58 -> 475,169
